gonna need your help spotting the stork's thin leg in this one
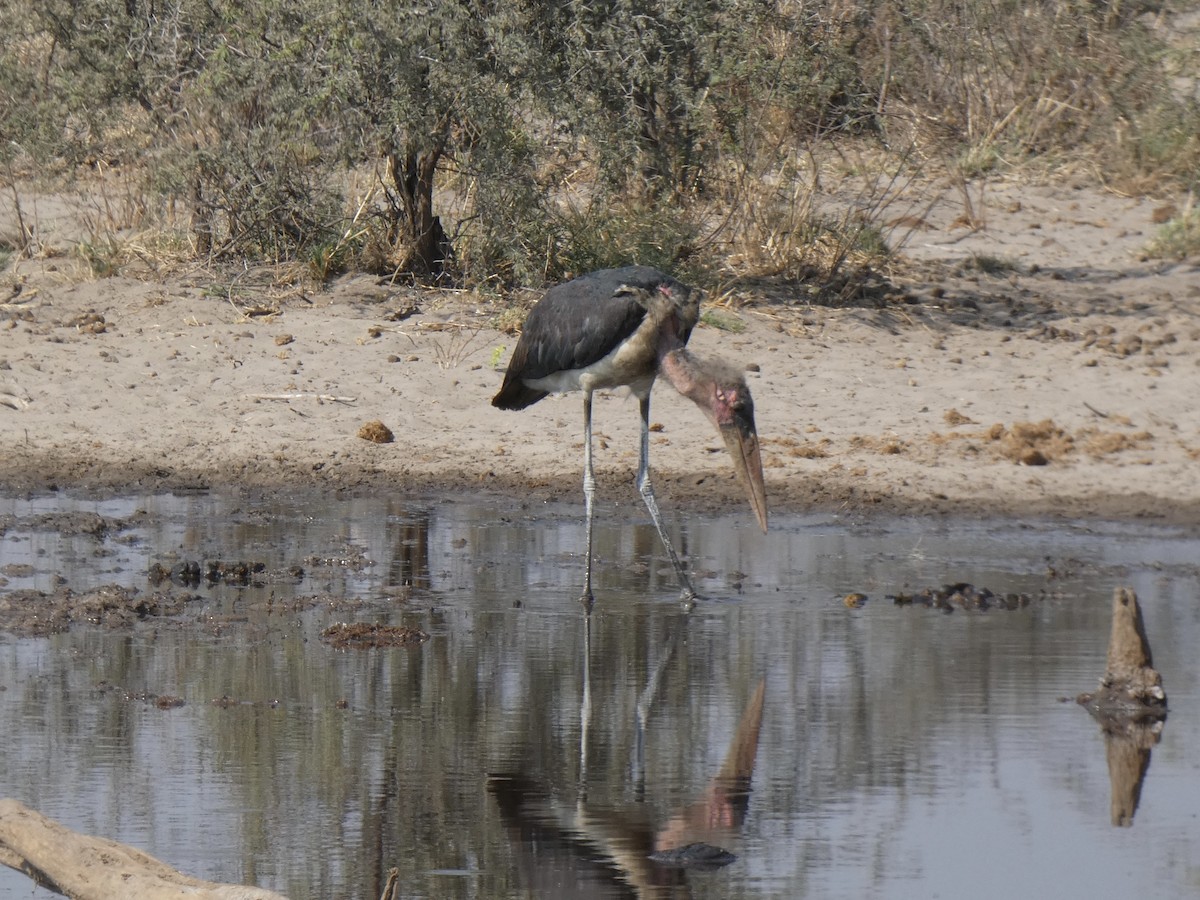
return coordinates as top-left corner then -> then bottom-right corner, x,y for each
580,390 -> 597,612
636,394 -> 699,607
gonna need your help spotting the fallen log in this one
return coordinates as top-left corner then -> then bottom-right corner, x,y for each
0,799 -> 289,900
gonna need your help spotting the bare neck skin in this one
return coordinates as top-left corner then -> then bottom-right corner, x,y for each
658,347 -> 744,415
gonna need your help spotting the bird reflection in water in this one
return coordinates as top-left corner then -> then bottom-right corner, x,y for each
488,615 -> 766,898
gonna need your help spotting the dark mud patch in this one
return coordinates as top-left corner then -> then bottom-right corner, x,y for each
5,452 -> 1200,527
147,559 -> 302,587
0,509 -> 148,539
888,582 -> 1037,612
94,681 -> 187,709
320,622 -> 429,649
0,577 -> 385,636
305,545 -> 376,570
0,585 -> 196,636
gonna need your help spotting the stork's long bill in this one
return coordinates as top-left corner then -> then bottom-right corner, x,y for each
718,395 -> 768,534
660,348 -> 768,532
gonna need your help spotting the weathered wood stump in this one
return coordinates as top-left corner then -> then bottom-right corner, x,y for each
0,799 -> 289,899
1076,587 -> 1167,827
1077,587 -> 1167,717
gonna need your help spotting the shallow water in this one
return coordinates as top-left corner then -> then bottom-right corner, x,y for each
0,490 -> 1198,899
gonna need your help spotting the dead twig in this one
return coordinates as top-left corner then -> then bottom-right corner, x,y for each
245,393 -> 357,403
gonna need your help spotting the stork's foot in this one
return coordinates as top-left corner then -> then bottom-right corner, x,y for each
678,588 -> 699,612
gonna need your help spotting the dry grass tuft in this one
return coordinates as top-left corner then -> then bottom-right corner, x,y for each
769,435 -> 832,459
848,434 -> 908,456
993,420 -> 1074,465
1081,430 -> 1153,458
924,418 -> 1155,467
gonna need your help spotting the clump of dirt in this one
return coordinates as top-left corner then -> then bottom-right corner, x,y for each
320,622 -> 429,649
1078,325 -> 1178,358
64,311 -> 108,334
306,546 -> 375,570
1081,429 -> 1153,458
926,418 -> 1154,467
358,420 -> 395,443
148,559 -> 277,587
943,408 -> 976,426
0,585 -> 195,636
849,435 -> 907,455
890,582 -> 1033,612
0,510 -> 144,540
1025,324 -> 1079,344
95,681 -> 187,709
767,436 -> 830,459
994,419 -> 1074,466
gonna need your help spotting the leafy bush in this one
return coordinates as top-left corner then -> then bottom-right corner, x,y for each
1147,206 -> 1200,260
1,0 -> 1196,288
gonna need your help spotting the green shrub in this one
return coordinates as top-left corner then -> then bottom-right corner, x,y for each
1,0 -> 1196,288
1147,208 -> 1200,260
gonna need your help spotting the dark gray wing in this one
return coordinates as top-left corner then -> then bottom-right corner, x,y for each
492,268 -> 681,410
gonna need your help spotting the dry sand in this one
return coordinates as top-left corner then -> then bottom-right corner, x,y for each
2,177 -> 1198,525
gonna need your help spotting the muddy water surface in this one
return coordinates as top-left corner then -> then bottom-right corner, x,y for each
1,490 -> 1198,899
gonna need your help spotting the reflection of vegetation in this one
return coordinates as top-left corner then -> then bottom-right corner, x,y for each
3,495 -> 1198,896
0,573 -> 1113,899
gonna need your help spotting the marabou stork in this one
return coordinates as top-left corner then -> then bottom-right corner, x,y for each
491,266 -> 768,609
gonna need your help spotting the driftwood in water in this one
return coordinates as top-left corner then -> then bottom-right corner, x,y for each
1076,587 -> 1167,827
0,799 -> 289,900
379,867 -> 400,900
1077,587 -> 1167,717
